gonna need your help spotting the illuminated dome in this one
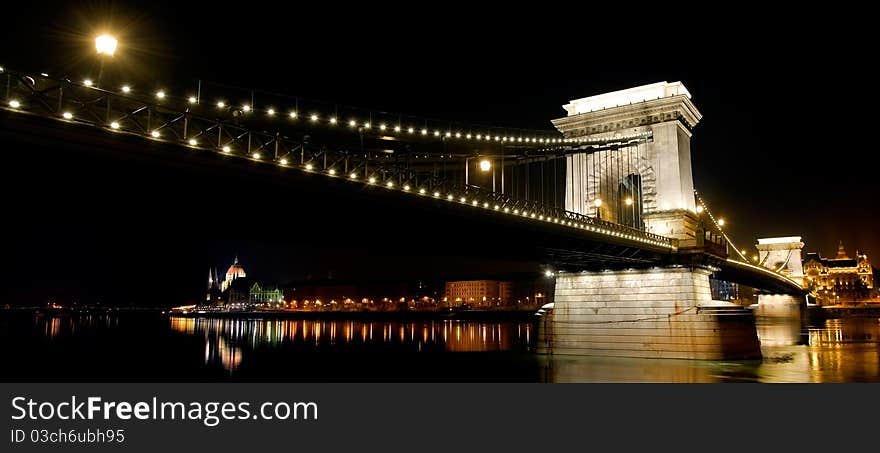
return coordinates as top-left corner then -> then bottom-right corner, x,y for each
221,256 -> 247,291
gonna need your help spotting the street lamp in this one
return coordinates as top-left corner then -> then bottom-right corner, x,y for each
593,198 -> 602,219
94,34 -> 117,86
464,156 -> 493,188
717,218 -> 726,227
95,34 -> 117,56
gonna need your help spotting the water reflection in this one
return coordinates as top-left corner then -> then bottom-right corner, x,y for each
19,313 -> 880,382
170,317 -> 533,372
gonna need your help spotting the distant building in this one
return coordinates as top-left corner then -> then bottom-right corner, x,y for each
444,280 -> 512,307
221,256 -> 246,292
803,241 -> 874,303
250,282 -> 283,306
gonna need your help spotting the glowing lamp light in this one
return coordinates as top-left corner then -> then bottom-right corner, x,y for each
394,126 -> 401,132
242,104 -> 251,112
446,131 -> 451,137
188,139 -> 198,146
625,197 -> 633,206
403,185 -> 410,191
386,181 -> 393,187
379,124 -> 387,130
329,117 -> 337,124
419,188 -> 426,194
433,191 -> 440,197
545,270 -> 554,277
62,112 -> 73,119
217,101 -> 226,108
305,164 -> 313,170
95,34 -> 118,56
466,134 -> 472,139
151,130 -> 161,138
460,197 -> 466,203
348,119 -> 357,127
741,249 -> 747,255
594,198 -> 603,207
83,79 -> 93,87
121,85 -> 131,93
280,158 -> 288,165
434,130 -> 440,137
267,109 -> 275,116
479,159 -> 491,172
110,121 -> 119,129
328,168 -> 336,175
408,127 -> 414,133
368,177 -> 376,184
350,172 -> 357,179
447,194 -> 453,200
222,146 -> 231,153
696,205 -> 704,213
310,114 -> 318,122
289,111 -> 298,118
718,218 -> 726,226
253,152 -> 261,159
155,91 -> 165,99
752,255 -> 759,262
421,129 -> 428,135
363,122 -> 371,129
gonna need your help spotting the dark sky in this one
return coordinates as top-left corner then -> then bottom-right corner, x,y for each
1,2 -> 876,305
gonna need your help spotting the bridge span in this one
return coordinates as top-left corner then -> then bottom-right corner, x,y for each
1,66 -> 806,359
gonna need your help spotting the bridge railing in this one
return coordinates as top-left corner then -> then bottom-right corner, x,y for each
2,68 -> 675,250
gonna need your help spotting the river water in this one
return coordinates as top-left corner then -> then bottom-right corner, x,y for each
2,312 -> 878,382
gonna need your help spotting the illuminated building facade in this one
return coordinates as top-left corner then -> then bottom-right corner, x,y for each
249,282 -> 284,306
803,242 -> 874,303
221,256 -> 246,292
444,280 -> 513,307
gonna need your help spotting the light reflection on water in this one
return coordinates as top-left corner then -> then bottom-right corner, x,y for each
169,317 -> 532,372
22,313 -> 880,382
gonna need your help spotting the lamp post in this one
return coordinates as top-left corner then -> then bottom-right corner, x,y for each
95,34 -> 117,86
593,198 -> 602,220
625,196 -> 633,227
464,157 -> 492,188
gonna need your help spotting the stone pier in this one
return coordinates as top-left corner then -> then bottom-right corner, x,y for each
538,267 -> 762,360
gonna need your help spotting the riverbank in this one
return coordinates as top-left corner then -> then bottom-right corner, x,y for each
167,309 -> 540,321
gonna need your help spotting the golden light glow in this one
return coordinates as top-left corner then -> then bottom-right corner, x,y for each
379,124 -> 387,130
594,198 -> 603,207
280,158 -> 288,165
625,197 -> 633,206
718,218 -> 726,226
696,205 -> 704,213
188,96 -> 197,103
348,119 -> 356,127
305,163 -> 313,170
252,152 -> 261,159
752,255 -> 759,262
222,146 -> 231,153
242,104 -> 251,112
369,177 -> 376,184
394,126 -> 401,132
386,181 -> 394,187
217,101 -> 226,108
110,121 -> 119,129
155,91 -> 165,99
408,127 -> 414,133
310,114 -> 318,121
83,79 -> 93,87
151,130 -> 160,137
419,188 -> 426,194
329,117 -> 337,124
62,112 -> 73,119
95,35 -> 117,56
479,159 -> 491,172
403,185 -> 411,191
328,168 -> 336,175
289,111 -> 298,118
350,173 -> 357,179
267,109 -> 275,116
121,85 -> 131,93
421,129 -> 428,135
188,139 -> 197,145
363,122 -> 370,128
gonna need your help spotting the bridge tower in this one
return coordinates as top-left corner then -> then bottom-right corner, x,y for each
552,81 -> 702,246
539,83 -> 762,360
754,236 -> 807,317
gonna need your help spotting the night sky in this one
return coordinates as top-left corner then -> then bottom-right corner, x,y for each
1,2 -> 875,305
